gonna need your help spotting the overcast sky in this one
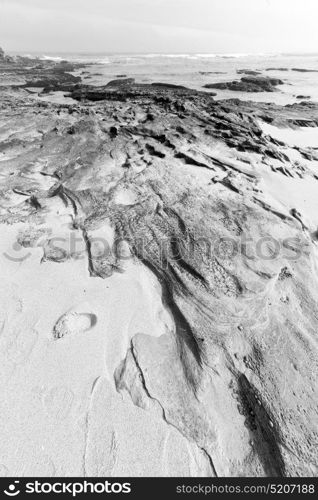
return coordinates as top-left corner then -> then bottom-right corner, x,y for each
1,0 -> 318,54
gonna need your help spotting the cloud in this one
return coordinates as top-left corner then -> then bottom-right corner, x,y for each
1,0 -> 318,53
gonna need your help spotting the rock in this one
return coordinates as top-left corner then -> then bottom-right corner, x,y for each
52,61 -> 77,73
265,68 -> 290,71
204,76 -> 284,93
24,72 -> 81,90
237,69 -> 262,75
70,81 -> 204,102
71,86 -> 130,101
199,71 -> 226,75
291,68 -> 318,73
151,82 -> 188,89
0,46 -> 14,63
106,77 -> 135,87
242,76 -> 284,87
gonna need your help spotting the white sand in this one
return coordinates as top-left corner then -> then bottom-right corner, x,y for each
260,122 -> 318,148
0,217 -> 207,476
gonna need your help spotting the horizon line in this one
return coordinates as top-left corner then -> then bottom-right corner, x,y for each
5,49 -> 318,56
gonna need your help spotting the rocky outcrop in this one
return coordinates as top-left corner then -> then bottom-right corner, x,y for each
237,69 -> 262,76
70,81 -> 203,102
199,71 -> 226,75
0,46 -> 14,63
204,76 -> 284,92
24,72 -> 81,90
291,68 -> 318,73
0,50 -> 86,88
151,82 -> 188,89
106,77 -> 135,87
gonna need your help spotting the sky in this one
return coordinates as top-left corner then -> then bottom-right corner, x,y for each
1,0 -> 318,54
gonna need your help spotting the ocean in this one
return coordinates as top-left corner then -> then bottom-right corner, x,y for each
12,51 -> 318,105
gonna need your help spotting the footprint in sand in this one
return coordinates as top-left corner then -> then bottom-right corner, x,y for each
53,308 -> 97,340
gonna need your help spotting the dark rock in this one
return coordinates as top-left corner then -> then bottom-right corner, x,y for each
291,68 -> 318,73
265,68 -> 290,71
52,61 -> 76,73
70,81 -> 204,103
204,76 -> 284,93
243,76 -> 283,85
109,126 -> 118,138
71,87 -> 129,102
24,72 -> 81,90
199,71 -> 226,75
237,69 -> 262,76
106,77 -> 135,87
151,82 -> 188,90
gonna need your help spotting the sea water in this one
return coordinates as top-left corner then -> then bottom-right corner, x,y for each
13,51 -> 318,105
